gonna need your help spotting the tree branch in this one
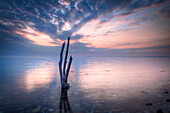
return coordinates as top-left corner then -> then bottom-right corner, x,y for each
59,42 -> 65,85
65,56 -> 73,83
63,37 -> 70,76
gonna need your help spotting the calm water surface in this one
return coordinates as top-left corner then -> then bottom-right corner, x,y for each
0,56 -> 170,113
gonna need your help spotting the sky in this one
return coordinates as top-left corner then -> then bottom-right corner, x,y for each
0,0 -> 170,57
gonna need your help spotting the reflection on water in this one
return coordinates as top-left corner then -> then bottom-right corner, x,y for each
79,58 -> 169,90
25,61 -> 56,91
59,88 -> 72,113
0,56 -> 170,112
78,57 -> 170,100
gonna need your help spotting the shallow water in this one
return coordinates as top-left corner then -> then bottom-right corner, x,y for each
0,56 -> 170,113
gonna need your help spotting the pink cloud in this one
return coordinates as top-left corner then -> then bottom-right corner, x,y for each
73,14 -> 170,50
14,26 -> 63,46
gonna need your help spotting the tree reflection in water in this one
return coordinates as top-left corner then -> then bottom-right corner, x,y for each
59,88 -> 72,113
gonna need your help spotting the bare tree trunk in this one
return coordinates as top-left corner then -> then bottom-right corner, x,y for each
58,37 -> 73,89
59,42 -> 65,86
65,56 -> 73,83
63,37 -> 70,76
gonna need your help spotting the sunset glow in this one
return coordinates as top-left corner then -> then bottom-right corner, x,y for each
0,0 -> 170,56
75,12 -> 170,49
0,1 -> 170,112
14,26 -> 63,46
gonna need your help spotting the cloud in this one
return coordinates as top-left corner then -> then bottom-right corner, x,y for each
156,4 -> 170,19
58,0 -> 70,6
128,0 -> 166,10
62,21 -> 72,31
74,13 -> 170,49
14,25 -> 63,46
0,0 -> 169,56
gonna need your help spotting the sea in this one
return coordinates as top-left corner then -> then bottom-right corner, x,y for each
0,56 -> 170,113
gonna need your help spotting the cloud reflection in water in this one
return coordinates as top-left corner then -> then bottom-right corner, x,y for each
77,57 -> 170,100
25,61 -> 56,91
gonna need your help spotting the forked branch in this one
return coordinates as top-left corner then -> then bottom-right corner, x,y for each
59,37 -> 73,89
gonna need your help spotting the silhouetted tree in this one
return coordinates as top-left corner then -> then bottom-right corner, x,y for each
59,37 -> 73,89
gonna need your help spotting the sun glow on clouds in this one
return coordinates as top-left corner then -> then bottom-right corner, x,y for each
12,2 -> 169,50
62,21 -> 72,31
58,0 -> 70,6
74,10 -> 170,49
74,17 -> 132,49
14,26 -> 63,46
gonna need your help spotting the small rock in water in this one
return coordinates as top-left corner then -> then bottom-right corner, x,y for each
164,91 -> 168,94
145,103 -> 152,106
48,109 -> 54,112
157,109 -> 163,113
112,93 -> 117,96
32,106 -> 41,112
74,92 -> 79,95
140,91 -> 149,94
166,99 -> 170,102
112,107 -> 121,112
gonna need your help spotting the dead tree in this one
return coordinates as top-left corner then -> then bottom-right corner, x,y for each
59,37 -> 73,89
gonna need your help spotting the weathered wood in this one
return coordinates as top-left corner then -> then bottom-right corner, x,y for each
63,37 -> 70,76
59,42 -> 65,85
65,56 -> 73,83
58,37 -> 73,89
